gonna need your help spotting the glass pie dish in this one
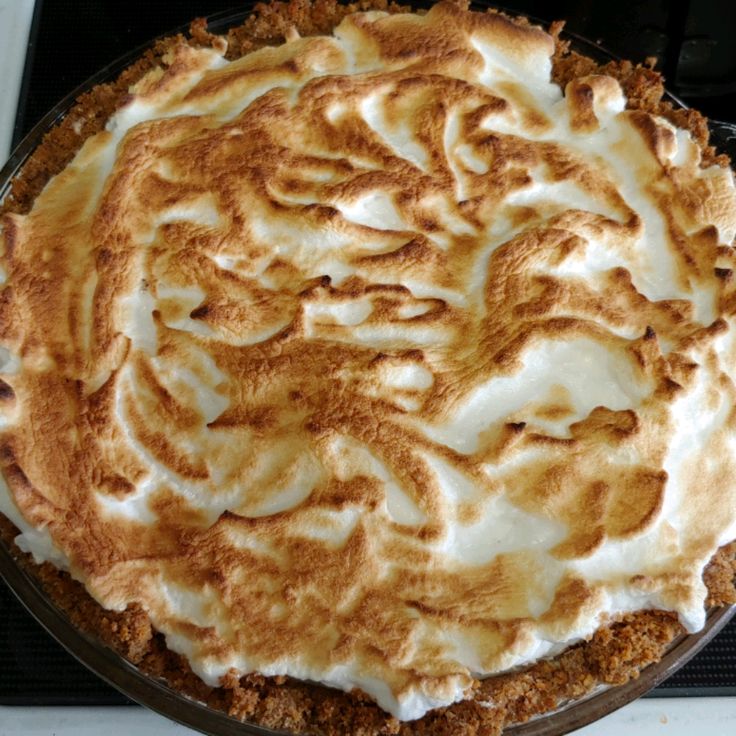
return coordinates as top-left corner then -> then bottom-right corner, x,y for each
1,2 -> 735,735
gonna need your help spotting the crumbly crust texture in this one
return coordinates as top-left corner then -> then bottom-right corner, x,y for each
1,1 -> 735,733
0,0 -> 730,219
2,516 -> 734,735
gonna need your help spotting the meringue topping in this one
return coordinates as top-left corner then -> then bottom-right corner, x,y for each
1,2 -> 736,721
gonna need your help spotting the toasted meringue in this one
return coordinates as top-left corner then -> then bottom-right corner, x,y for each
1,1 -> 736,721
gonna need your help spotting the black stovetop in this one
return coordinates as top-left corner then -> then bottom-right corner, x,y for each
2,0 -> 736,706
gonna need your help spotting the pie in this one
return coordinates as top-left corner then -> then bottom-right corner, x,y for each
1,1 -> 735,733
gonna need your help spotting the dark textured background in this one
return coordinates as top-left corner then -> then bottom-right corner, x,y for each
2,0 -> 735,706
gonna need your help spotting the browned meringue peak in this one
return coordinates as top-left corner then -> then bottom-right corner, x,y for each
1,0 -> 736,721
